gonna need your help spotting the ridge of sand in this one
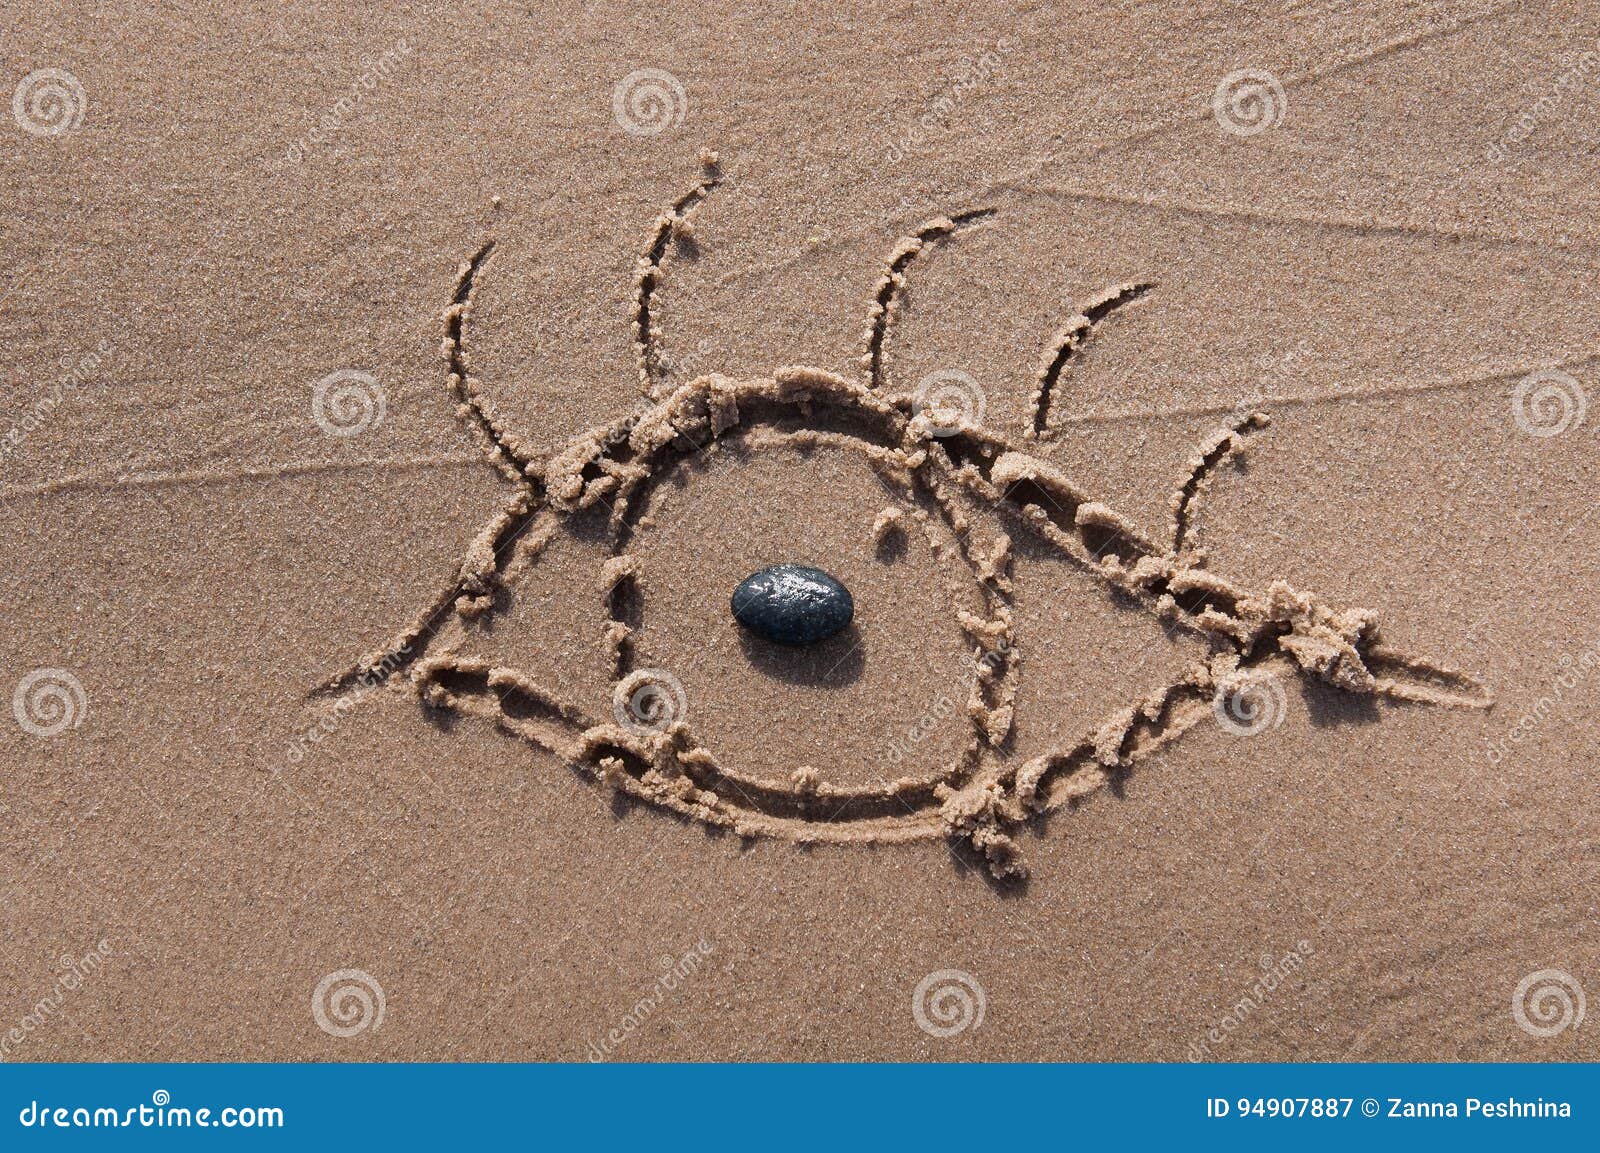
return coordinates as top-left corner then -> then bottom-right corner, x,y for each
634,149 -> 725,401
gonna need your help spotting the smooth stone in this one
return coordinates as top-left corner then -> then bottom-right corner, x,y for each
731,564 -> 854,646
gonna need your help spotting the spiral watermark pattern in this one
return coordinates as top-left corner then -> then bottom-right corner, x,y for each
1212,671 -> 1288,737
311,969 -> 386,1038
12,69 -> 86,137
312,369 -> 386,437
1512,368 -> 1587,438
12,668 -> 87,738
612,68 -> 687,136
912,968 -> 986,1038
612,668 -> 687,737
911,369 -> 986,436
1212,69 -> 1287,137
1512,968 -> 1585,1038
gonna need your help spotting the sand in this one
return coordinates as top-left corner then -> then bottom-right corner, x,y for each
2,2 -> 1597,1060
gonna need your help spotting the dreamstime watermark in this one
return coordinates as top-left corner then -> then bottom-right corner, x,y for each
312,369 -> 386,437
612,68 -> 687,136
881,37 -> 1014,164
311,969 -> 385,1038
12,668 -> 88,738
12,68 -> 86,137
1212,68 -> 1287,137
282,645 -> 409,768
885,635 -> 1012,767
586,939 -> 714,1060
0,940 -> 113,1060
1512,968 -> 1585,1038
1234,338 -> 1315,415
611,668 -> 687,737
18,1091 -> 284,1129
1511,368 -> 1587,438
1,337 -> 115,466
911,369 -> 986,436
283,40 -> 414,164
912,968 -> 985,1038
1212,670 -> 1288,736
1186,939 -> 1315,1060
600,397 -> 662,450
1485,36 -> 1600,166
1482,629 -> 1599,766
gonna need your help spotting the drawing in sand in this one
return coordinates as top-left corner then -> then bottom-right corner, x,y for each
324,154 -> 1490,880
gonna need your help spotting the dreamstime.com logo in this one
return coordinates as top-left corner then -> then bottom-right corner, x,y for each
283,39 -> 413,164
311,969 -> 386,1038
1481,629 -> 1598,767
1512,968 -> 1586,1038
612,68 -> 687,136
12,68 -> 86,137
282,645 -> 409,768
1484,36 -> 1600,166
1512,368 -> 1587,438
1,336 -> 115,467
911,369 -> 986,436
1,941 -> 113,1061
312,369 -> 386,437
1211,671 -> 1288,736
12,668 -> 88,738
611,668 -> 687,737
880,36 -> 1013,165
17,1090 -> 283,1130
1212,68 -> 1287,137
912,969 -> 985,1038
885,635 -> 1012,768
586,939 -> 714,1061
1187,940 -> 1315,1060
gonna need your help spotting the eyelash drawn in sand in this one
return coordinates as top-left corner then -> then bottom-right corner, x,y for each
325,150 -> 1491,884
1027,280 -> 1155,441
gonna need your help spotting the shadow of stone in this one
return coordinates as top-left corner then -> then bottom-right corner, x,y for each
738,623 -> 865,686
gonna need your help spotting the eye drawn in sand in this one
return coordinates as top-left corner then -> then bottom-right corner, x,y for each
327,152 -> 1490,882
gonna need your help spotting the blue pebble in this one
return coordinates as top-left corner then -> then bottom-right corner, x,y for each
731,564 -> 854,646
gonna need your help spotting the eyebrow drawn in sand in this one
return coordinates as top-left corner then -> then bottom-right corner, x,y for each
324,152 -> 1490,883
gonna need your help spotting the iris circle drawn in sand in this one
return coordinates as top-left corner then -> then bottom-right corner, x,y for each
912,968 -> 986,1038
612,68 -> 687,136
1211,68 -> 1287,137
603,399 -> 1000,803
12,68 -> 86,137
1512,968 -> 1585,1038
1512,369 -> 1587,438
612,668 -> 688,737
12,667 -> 87,738
311,969 -> 386,1038
911,369 -> 986,436
1211,672 -> 1287,736
312,370 -> 386,437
